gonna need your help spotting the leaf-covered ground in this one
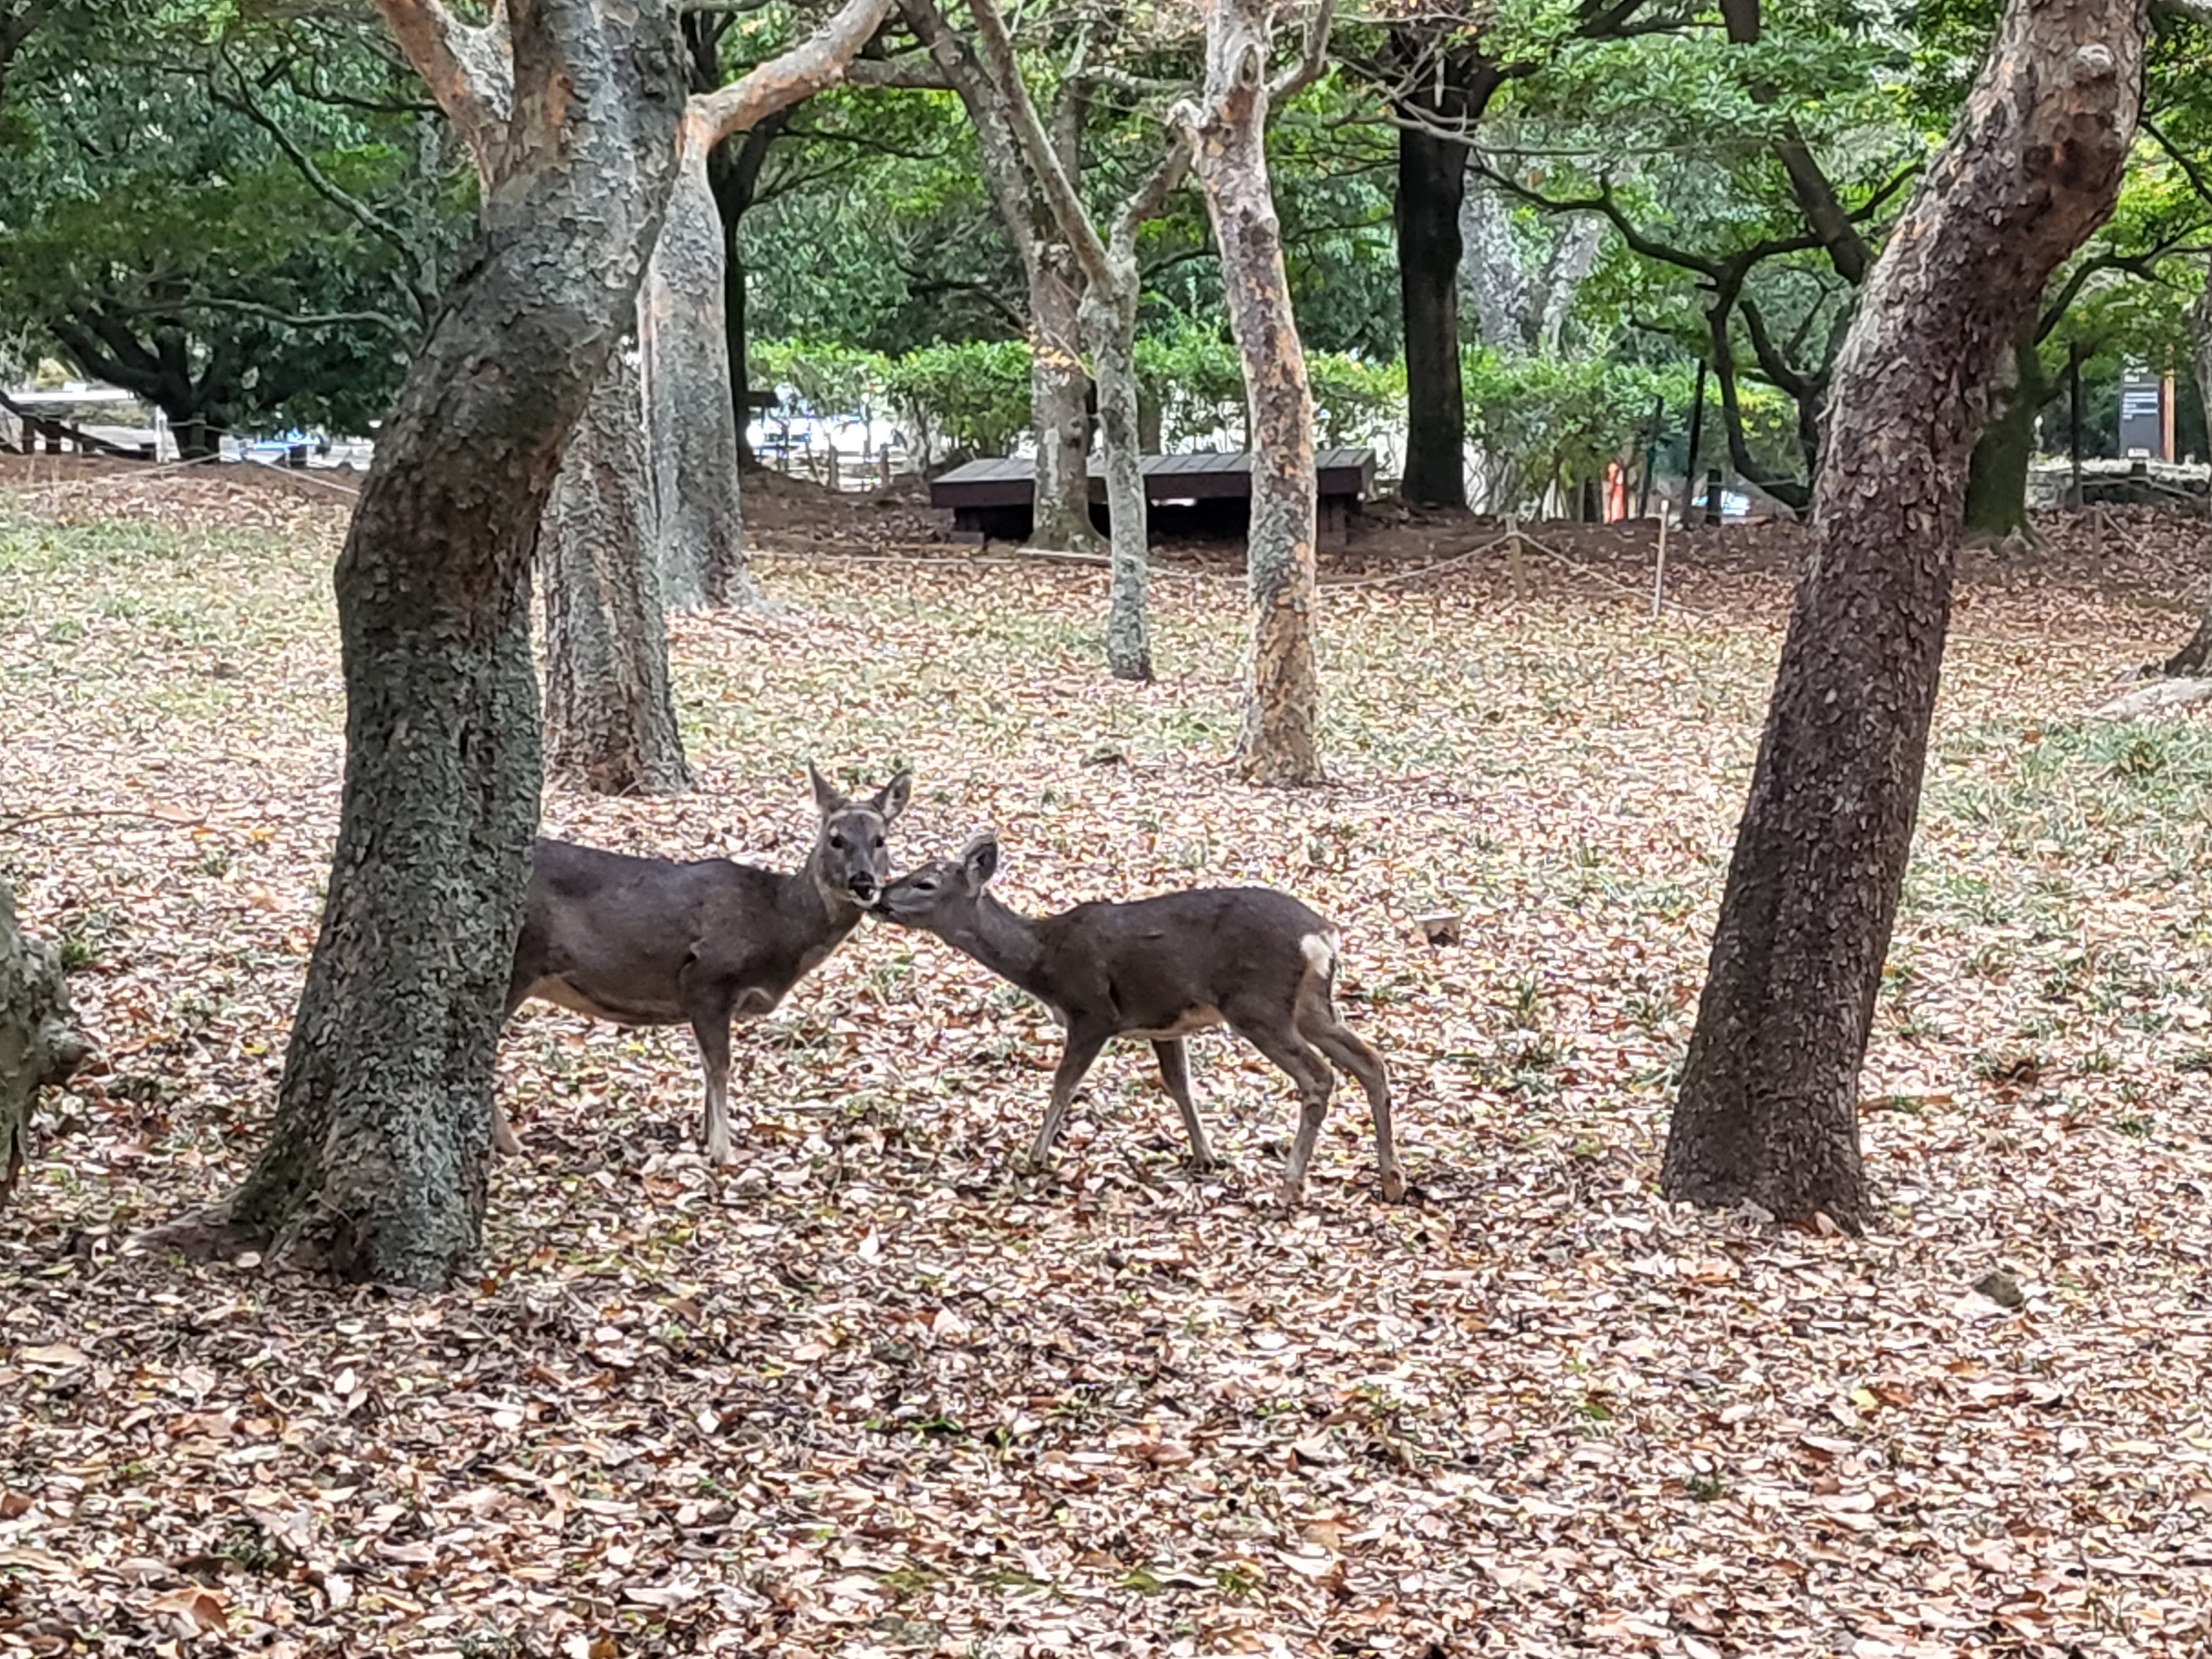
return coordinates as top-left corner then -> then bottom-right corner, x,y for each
3,463 -> 2210,1657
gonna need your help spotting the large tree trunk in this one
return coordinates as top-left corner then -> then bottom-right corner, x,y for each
1661,0 -> 2143,1231
165,1 -> 688,1287
1396,118 -> 1468,508
1964,336 -> 2046,541
0,880 -> 88,1209
542,350 -> 693,795
644,117 -> 760,610
1185,0 -> 1326,786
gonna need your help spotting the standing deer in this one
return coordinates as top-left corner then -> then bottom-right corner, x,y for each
874,834 -> 1404,1204
497,764 -> 912,1164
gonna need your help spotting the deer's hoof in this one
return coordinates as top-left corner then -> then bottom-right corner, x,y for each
1380,1169 -> 1407,1203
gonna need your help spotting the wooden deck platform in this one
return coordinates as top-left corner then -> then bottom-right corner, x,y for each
928,448 -> 1375,550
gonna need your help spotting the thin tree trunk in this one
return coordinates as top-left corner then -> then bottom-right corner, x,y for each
894,0 -> 1093,542
164,0 -> 691,1286
542,350 -> 693,795
1964,336 -> 2046,541
1027,247 -> 1096,549
2166,255 -> 2212,674
0,880 -> 87,1209
1088,283 -> 1151,680
1661,0 -> 2143,1231
1183,0 -> 1328,786
643,116 -> 759,610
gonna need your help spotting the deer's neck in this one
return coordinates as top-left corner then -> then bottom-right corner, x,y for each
950,893 -> 1052,999
794,852 -> 864,940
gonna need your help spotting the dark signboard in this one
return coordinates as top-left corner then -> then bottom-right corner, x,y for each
2119,374 -> 2164,459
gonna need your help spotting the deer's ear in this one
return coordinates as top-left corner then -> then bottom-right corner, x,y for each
808,763 -> 848,817
874,769 -> 913,824
960,834 -> 1000,891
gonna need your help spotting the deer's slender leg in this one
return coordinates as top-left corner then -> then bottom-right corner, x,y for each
491,982 -> 534,1157
1228,1009 -> 1335,1204
1030,1028 -> 1113,1172
1152,1039 -> 1217,1170
688,1000 -> 738,1166
1304,1015 -> 1403,1202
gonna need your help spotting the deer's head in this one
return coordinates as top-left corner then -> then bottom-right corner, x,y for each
808,763 -> 912,909
873,832 -> 998,933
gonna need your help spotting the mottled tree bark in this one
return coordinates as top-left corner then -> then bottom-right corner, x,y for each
158,0 -> 690,1287
542,351 -> 693,795
1180,0 -> 1332,785
643,118 -> 760,611
545,0 -> 886,792
1662,0 -> 2143,1231
0,880 -> 88,1208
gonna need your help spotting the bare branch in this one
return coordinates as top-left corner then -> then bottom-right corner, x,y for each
1270,0 -> 1337,100
208,64 -> 440,323
695,0 -> 895,145
120,294 -> 421,345
845,51 -> 953,88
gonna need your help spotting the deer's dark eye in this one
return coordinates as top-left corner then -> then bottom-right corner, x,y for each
872,835 -> 884,850
830,833 -> 847,850
915,878 -> 936,893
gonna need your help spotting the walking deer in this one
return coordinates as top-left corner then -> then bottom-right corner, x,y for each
496,764 -> 912,1164
873,834 -> 1404,1204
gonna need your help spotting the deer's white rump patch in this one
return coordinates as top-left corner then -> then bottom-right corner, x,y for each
1300,930 -> 1339,978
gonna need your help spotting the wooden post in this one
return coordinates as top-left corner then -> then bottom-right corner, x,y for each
2067,341 -> 2083,508
1505,510 -> 1526,604
1652,513 -> 1669,619
1704,467 -> 1723,526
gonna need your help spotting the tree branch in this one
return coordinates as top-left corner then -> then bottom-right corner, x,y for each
695,0 -> 895,145
1270,0 -> 1337,100
967,0 -> 1113,289
208,66 -> 439,324
845,50 -> 952,88
119,294 -> 421,346
372,0 -> 510,176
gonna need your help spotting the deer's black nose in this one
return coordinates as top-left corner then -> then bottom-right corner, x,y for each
848,875 -> 878,901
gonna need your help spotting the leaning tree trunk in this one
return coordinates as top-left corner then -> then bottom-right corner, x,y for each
171,3 -> 689,1287
1183,0 -> 1326,786
1028,246 -> 1097,550
1396,121 -> 1468,508
0,880 -> 88,1208
1661,0 -> 2143,1232
542,350 -> 693,795
644,114 -> 761,611
1964,336 -> 2047,541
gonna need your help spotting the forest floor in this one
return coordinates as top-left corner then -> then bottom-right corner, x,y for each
2,455 -> 2211,1657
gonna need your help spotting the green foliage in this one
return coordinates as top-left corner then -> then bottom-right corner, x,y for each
750,338 -> 893,420
879,340 -> 1033,459
0,7 -> 465,439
